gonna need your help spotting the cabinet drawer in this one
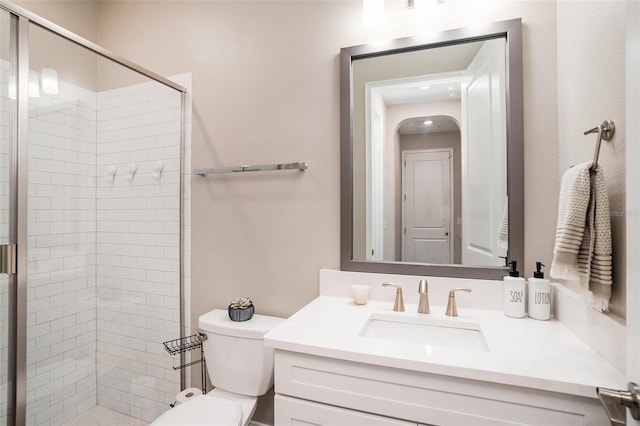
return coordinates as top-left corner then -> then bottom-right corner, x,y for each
274,351 -> 607,426
275,394 -> 416,426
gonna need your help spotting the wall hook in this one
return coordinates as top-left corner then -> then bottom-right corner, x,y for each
127,163 -> 137,181
153,161 -> 164,180
106,165 -> 116,183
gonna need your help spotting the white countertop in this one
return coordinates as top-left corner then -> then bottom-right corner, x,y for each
264,296 -> 625,399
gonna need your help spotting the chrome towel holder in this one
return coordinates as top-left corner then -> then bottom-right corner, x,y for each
584,119 -> 615,168
193,161 -> 308,177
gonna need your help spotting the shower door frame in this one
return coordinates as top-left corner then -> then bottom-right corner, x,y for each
0,1 -> 188,424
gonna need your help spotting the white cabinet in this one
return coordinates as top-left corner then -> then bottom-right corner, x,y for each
273,350 -> 609,426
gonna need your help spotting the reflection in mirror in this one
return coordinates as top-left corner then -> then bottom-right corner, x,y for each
340,19 -> 523,280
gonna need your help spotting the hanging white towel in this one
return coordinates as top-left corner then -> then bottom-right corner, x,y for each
550,163 -> 591,280
550,161 -> 612,311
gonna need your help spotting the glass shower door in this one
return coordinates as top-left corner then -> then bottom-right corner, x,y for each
25,21 -> 182,425
0,5 -> 184,424
0,8 -> 17,426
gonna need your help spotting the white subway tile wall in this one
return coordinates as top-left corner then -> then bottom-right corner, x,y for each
23,71 -> 184,426
95,82 -> 181,423
27,80 -> 98,426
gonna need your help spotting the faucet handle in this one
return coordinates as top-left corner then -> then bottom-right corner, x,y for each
418,279 -> 428,294
417,279 -> 430,314
382,282 -> 405,312
445,288 -> 472,317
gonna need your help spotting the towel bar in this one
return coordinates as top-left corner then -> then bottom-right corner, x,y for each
193,161 -> 308,176
583,119 -> 615,168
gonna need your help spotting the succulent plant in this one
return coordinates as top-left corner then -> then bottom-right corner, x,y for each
229,296 -> 253,310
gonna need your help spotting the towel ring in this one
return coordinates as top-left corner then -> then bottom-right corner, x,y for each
583,119 -> 615,168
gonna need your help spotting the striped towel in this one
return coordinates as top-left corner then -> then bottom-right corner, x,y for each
550,161 -> 612,311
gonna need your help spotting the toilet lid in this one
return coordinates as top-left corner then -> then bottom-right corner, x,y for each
152,395 -> 242,426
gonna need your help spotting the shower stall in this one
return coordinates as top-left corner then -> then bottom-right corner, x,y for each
1,2 -> 188,425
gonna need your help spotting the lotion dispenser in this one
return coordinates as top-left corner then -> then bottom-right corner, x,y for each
503,261 -> 526,318
528,262 -> 551,320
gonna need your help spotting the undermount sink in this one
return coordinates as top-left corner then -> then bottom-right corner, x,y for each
360,313 -> 489,352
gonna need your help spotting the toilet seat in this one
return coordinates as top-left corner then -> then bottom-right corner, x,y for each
151,390 -> 257,426
151,395 -> 241,426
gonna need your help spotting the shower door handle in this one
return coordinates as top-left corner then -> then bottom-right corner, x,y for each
597,382 -> 640,425
0,243 -> 16,275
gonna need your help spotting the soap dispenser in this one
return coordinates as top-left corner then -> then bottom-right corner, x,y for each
528,262 -> 551,320
503,261 -> 526,318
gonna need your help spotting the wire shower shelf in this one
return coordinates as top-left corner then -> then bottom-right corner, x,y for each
162,329 -> 208,396
163,333 -> 206,355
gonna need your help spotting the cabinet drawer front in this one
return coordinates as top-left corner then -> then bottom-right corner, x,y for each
275,351 -> 606,426
275,395 -> 416,426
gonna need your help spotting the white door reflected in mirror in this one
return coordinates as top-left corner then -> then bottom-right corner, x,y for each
402,149 -> 453,264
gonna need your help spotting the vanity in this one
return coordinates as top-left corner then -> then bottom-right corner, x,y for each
268,16 -> 625,426
264,285 -> 624,425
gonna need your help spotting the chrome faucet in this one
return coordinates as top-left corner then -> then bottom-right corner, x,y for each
418,279 -> 430,314
445,288 -> 472,317
382,282 -> 404,312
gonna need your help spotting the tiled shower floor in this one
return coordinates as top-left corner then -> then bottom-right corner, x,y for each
62,406 -> 149,426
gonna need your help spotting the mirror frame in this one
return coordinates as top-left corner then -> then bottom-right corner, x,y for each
340,18 -> 523,280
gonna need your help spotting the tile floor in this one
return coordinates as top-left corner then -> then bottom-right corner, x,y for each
62,406 -> 149,426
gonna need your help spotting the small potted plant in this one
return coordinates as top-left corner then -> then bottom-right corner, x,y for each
228,296 -> 255,322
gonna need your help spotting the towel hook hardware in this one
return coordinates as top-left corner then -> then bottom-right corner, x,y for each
583,119 -> 615,168
193,161 -> 308,177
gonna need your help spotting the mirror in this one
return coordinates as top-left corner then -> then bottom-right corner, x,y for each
340,19 -> 523,280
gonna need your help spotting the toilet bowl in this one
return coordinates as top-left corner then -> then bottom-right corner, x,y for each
151,309 -> 284,426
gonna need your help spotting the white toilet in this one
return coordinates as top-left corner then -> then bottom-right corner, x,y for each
152,309 -> 285,426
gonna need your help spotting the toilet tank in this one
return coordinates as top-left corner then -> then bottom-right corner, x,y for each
198,309 -> 285,396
